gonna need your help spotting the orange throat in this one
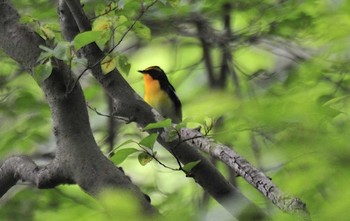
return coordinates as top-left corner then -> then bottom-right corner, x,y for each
143,74 -> 161,104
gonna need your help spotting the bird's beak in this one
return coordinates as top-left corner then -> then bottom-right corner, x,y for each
138,70 -> 146,74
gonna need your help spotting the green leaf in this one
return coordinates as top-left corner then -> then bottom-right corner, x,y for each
115,15 -> 129,27
113,139 -> 135,151
37,52 -> 52,64
138,152 -> 153,166
182,160 -> 201,173
39,45 -> 54,54
40,25 -> 55,40
71,57 -> 88,67
139,133 -> 158,150
73,31 -> 103,51
53,41 -> 70,61
112,148 -> 139,165
108,139 -> 135,157
101,55 -> 117,75
175,119 -> 188,130
143,119 -> 172,131
19,15 -> 37,24
133,21 -> 151,40
165,127 -> 178,142
32,62 -> 53,84
117,55 -> 131,76
94,3 -> 108,15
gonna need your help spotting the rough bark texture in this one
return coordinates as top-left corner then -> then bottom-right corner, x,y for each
59,0 -> 266,218
180,127 -> 310,219
0,0 -> 155,214
0,156 -> 72,197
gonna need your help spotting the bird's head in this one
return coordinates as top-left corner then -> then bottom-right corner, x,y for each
138,66 -> 167,81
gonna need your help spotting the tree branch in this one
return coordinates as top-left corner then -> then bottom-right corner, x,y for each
60,0 -> 265,219
180,127 -> 310,219
0,155 -> 73,197
0,0 -> 156,214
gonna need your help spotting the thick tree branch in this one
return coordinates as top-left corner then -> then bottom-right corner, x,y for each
180,128 -> 310,219
0,156 -> 73,197
0,0 -> 155,214
0,0 -> 44,69
60,0 -> 265,219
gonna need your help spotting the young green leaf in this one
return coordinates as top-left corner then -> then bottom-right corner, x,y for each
73,31 -> 103,51
182,160 -> 201,173
37,51 -> 53,64
112,148 -> 139,165
139,133 -> 158,150
19,15 -> 37,24
33,62 -> 53,84
53,41 -> 70,61
93,16 -> 112,32
40,25 -> 55,40
133,21 -> 151,40
138,152 -> 153,166
71,57 -> 88,68
39,45 -> 54,54
175,120 -> 187,130
143,119 -> 172,131
109,139 -> 135,156
101,55 -> 116,75
117,55 -> 131,76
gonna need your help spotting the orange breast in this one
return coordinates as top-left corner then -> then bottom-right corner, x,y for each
143,74 -> 174,118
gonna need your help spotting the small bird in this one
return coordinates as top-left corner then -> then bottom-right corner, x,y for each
138,66 -> 182,123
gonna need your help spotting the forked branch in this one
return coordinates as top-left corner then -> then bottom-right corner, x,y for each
0,156 -> 73,197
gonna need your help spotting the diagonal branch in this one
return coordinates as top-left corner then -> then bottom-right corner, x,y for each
60,0 -> 265,219
180,127 -> 310,219
0,0 -> 156,214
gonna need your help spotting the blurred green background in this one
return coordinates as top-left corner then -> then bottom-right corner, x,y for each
1,0 -> 350,220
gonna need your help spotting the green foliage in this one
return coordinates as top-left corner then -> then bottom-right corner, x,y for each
182,160 -> 201,173
0,72 -> 50,156
52,41 -> 71,61
133,21 -> 152,40
112,147 -> 139,165
71,57 -> 88,69
117,54 -> 131,76
143,119 -> 172,130
3,187 -> 150,221
2,0 -> 350,220
139,133 -> 158,150
32,61 -> 52,84
138,151 -> 153,166
73,31 -> 104,51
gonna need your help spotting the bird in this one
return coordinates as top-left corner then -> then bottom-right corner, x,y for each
138,66 -> 182,123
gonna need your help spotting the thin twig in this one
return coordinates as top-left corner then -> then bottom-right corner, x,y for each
68,0 -> 159,93
145,151 -> 181,171
90,3 -> 119,20
86,103 -> 130,122
109,0 -> 158,53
